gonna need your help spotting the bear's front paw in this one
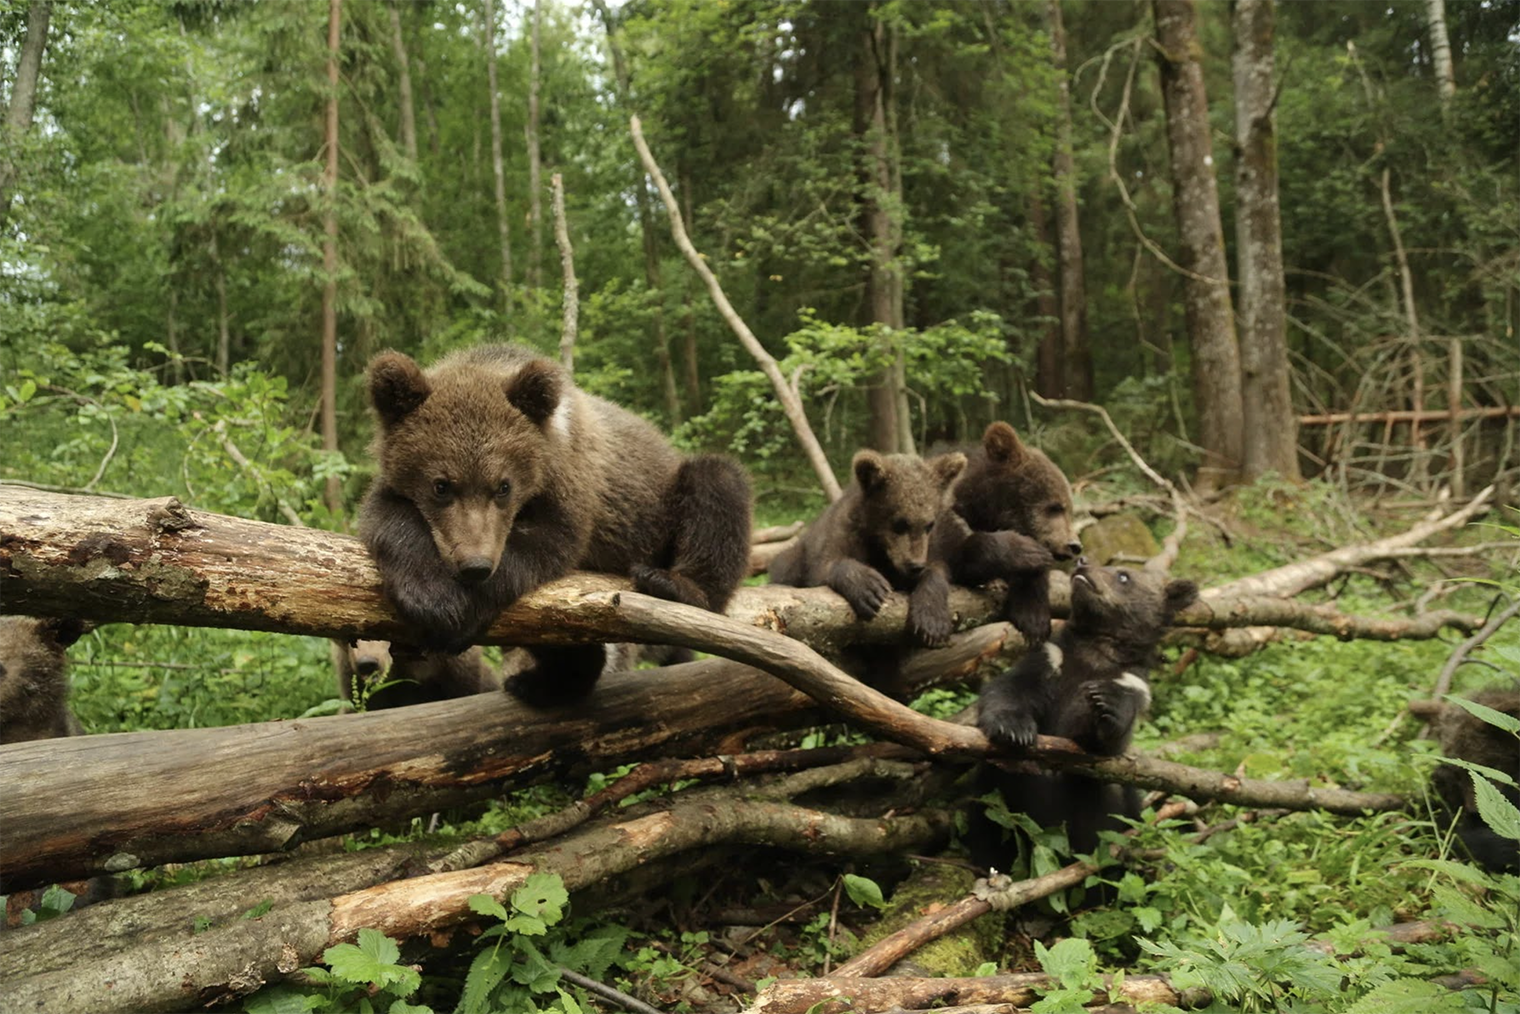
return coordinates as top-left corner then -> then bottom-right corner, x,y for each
907,599 -> 952,648
1002,534 -> 1056,572
1005,595 -> 1052,646
630,564 -> 710,609
835,568 -> 892,621
1086,683 -> 1138,750
978,704 -> 1038,751
505,668 -> 591,708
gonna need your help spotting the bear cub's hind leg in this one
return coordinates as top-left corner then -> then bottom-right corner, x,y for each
632,455 -> 752,613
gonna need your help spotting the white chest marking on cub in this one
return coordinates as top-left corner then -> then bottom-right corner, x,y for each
1117,671 -> 1151,708
1043,642 -> 1064,671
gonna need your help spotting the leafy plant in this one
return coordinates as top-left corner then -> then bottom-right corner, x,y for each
244,928 -> 430,1014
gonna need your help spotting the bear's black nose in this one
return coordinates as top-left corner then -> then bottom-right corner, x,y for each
1066,541 -> 1083,558
355,656 -> 383,676
902,561 -> 926,580
458,558 -> 495,583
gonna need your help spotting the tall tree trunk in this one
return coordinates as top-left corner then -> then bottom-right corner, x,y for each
212,230 -> 231,379
321,0 -> 343,517
1047,0 -> 1094,402
0,0 -> 52,224
1154,0 -> 1243,489
589,0 -> 680,424
525,0 -> 543,290
1232,0 -> 1299,481
856,6 -> 902,454
680,171 -> 704,414
1030,190 -> 1063,397
1425,0 -> 1456,110
483,0 -> 513,311
387,0 -> 418,162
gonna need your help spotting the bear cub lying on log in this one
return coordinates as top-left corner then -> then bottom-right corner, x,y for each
976,562 -> 1197,858
1428,687 -> 1520,873
769,450 -> 966,648
331,639 -> 501,711
0,616 -> 88,744
359,344 -> 752,706
932,421 -> 1081,645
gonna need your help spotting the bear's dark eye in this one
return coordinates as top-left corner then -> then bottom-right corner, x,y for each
924,520 -> 934,534
1117,571 -> 1130,585
1047,503 -> 1065,516
892,518 -> 911,535
432,478 -> 451,498
494,480 -> 511,499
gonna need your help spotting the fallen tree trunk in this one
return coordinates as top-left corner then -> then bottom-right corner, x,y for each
0,770 -> 953,1014
1,488 -> 1479,652
0,627 -> 1009,890
743,973 -> 1197,1014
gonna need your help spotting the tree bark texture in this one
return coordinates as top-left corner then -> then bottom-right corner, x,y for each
0,0 -> 51,223
552,172 -> 579,372
627,118 -> 844,501
1154,0 -> 1243,487
0,782 -> 950,1014
525,0 -> 543,289
387,0 -> 418,162
1425,0 -> 1456,108
1047,0 -> 1094,402
320,0 -> 343,516
483,0 -> 513,305
856,5 -> 904,454
1029,189 -> 1064,398
1232,0 -> 1299,482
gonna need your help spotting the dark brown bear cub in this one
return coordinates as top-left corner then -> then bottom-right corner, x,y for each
769,450 -> 966,648
359,344 -> 751,706
0,616 -> 88,744
932,422 -> 1081,645
975,563 -> 1196,859
332,639 -> 501,711
1429,687 -> 1519,873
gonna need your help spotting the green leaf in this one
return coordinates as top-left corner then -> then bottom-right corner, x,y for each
241,986 -> 325,1014
1444,694 -> 1520,735
321,929 -> 419,994
456,947 -> 511,1014
17,379 -> 36,403
1472,772 -> 1520,839
511,873 -> 569,926
1342,978 -> 1464,1014
468,893 -> 510,923
842,874 -> 886,910
554,988 -> 584,1014
550,925 -> 630,979
386,1001 -> 434,1014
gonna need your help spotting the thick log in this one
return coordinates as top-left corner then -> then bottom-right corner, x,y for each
744,973 -> 1192,1014
0,775 -> 952,1014
1,487 -> 1482,648
0,486 -> 1004,651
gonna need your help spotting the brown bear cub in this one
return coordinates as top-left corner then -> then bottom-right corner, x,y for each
931,421 -> 1081,645
0,616 -> 88,744
1429,687 -> 1519,873
975,563 -> 1197,859
332,640 -> 501,711
359,344 -> 752,706
769,450 -> 967,648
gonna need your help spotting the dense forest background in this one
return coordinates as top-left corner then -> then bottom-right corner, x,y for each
3,0 -> 1517,515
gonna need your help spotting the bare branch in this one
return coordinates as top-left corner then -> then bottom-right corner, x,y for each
551,171 -> 578,372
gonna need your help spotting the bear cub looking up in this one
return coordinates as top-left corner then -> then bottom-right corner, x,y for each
332,640 -> 501,711
359,344 -> 752,706
769,449 -> 966,648
976,562 -> 1197,856
0,616 -> 89,744
932,422 -> 1081,646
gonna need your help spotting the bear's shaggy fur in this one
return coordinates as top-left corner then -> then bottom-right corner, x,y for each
931,422 -> 1081,645
331,639 -> 501,711
0,616 -> 88,744
769,449 -> 967,647
975,563 -> 1197,858
1430,687 -> 1519,872
359,344 -> 752,706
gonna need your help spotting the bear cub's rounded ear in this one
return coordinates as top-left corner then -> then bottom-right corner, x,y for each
37,617 -> 92,649
1164,579 -> 1199,617
505,360 -> 563,427
369,352 -> 431,428
931,451 -> 967,488
983,421 -> 1026,465
852,450 -> 886,491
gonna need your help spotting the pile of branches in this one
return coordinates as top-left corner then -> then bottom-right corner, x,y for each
0,483 -> 1501,1012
